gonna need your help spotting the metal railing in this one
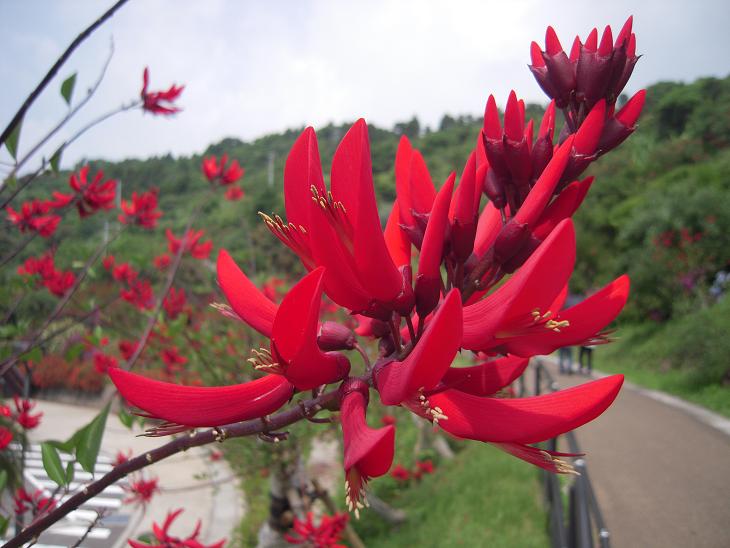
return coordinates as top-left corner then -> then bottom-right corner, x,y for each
531,359 -> 611,548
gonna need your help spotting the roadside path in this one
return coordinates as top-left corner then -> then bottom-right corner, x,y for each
547,361 -> 730,548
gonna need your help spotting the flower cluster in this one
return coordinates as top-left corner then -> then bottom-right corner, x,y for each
119,188 -> 163,229
123,476 -> 160,506
13,487 -> 55,517
166,228 -> 213,260
109,18 -> 643,515
18,251 -> 75,297
53,166 -> 117,218
105,257 -> 155,311
390,459 -> 435,483
128,508 -> 225,548
6,198 -> 62,237
284,512 -> 349,547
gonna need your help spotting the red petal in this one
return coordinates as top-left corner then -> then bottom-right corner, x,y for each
584,28 -> 598,52
513,135 -> 574,226
615,90 -> 645,127
545,26 -> 563,55
415,172 -> 455,316
615,16 -> 633,48
284,127 -> 326,227
598,26 -> 613,56
483,95 -> 502,139
533,176 -> 594,240
431,375 -> 623,443
384,200 -> 411,267
574,100 -> 606,155
473,201 -> 502,257
409,149 -> 436,215
395,136 -> 415,226
217,250 -> 277,337
462,220 -> 575,350
108,369 -> 293,427
341,391 -> 395,478
271,268 -> 350,390
376,289 -> 462,405
441,355 -> 529,396
501,275 -> 630,357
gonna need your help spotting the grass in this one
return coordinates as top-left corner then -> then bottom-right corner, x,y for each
352,442 -> 549,548
593,297 -> 730,417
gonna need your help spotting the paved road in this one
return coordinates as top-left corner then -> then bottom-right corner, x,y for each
549,362 -> 730,548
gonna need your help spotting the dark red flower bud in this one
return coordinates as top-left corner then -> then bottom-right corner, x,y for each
391,265 -> 415,316
576,28 -> 614,110
540,27 -> 576,108
318,321 -> 356,351
483,168 -> 507,209
503,92 -> 533,187
597,90 -> 645,153
493,220 -> 531,265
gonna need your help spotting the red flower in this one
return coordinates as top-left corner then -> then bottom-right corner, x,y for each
140,67 -> 184,116
416,459 -> 434,474
284,511 -> 348,548
103,255 -> 115,270
119,340 -> 139,361
14,488 -> 55,516
129,508 -> 225,548
217,250 -> 278,337
153,253 -> 171,270
263,120 -> 410,318
251,268 -> 350,391
0,427 -> 13,450
390,464 -> 410,482
109,368 -> 294,429
224,185 -> 244,201
18,251 -> 75,297
119,189 -> 162,229
6,199 -> 61,237
380,414 -> 396,426
114,449 -> 132,467
124,477 -> 160,506
202,154 -> 245,185
340,379 -> 395,514
93,352 -> 118,374
160,346 -> 187,375
163,287 -> 187,319
166,228 -> 213,260
13,396 -> 43,429
67,166 -> 117,217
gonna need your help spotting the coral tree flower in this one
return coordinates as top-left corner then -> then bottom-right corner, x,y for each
119,189 -> 162,229
141,67 -> 184,115
128,508 -> 225,548
166,228 -> 213,260
62,166 -> 117,217
251,268 -> 351,391
262,120 -> 410,318
6,199 -> 61,237
123,477 -> 159,506
339,379 -> 395,515
202,154 -> 245,185
284,511 -> 349,548
17,251 -> 74,297
108,368 -> 294,428
13,397 -> 43,429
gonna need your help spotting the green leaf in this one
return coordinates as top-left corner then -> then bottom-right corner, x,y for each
65,460 -> 75,484
60,73 -> 77,105
65,342 -> 85,362
41,442 -> 67,487
50,147 -> 63,172
75,403 -> 110,473
5,118 -> 22,160
23,347 -> 42,365
118,407 -> 134,429
0,469 -> 7,492
0,515 -> 8,537
46,437 -> 78,454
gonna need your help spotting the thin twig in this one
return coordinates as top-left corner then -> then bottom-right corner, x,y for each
69,510 -> 105,548
0,0 -> 130,150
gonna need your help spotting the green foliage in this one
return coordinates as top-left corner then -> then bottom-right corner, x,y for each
60,73 -> 77,106
41,442 -> 67,487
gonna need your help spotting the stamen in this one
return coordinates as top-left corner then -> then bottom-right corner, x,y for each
539,450 -> 580,475
258,211 -> 315,267
309,186 -> 354,252
416,388 -> 449,424
248,347 -> 284,375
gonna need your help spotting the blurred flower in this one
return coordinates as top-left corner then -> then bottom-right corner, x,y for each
0,427 -> 13,450
224,185 -> 244,201
119,340 -> 139,361
284,511 -> 348,548
13,488 -> 55,516
202,154 -> 245,185
129,508 -> 225,548
119,189 -> 162,229
153,253 -> 171,271
163,287 -> 187,319
114,449 -> 132,467
65,166 -> 117,217
166,228 -> 213,260
380,414 -> 396,426
93,352 -> 118,374
390,464 -> 410,482
6,199 -> 61,237
123,477 -> 160,506
160,346 -> 187,375
18,251 -> 75,297
13,396 -> 42,429
140,67 -> 184,115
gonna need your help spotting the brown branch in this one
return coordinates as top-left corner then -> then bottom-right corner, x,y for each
3,388 -> 341,548
0,0 -> 130,150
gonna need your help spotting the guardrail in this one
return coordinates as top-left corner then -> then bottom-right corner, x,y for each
531,358 -> 611,548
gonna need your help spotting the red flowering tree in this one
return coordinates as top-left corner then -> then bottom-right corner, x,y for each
0,9 -> 646,548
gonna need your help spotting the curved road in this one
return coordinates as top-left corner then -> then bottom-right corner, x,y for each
551,363 -> 730,548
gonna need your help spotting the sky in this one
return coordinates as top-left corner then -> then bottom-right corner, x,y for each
1,0 -> 729,170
